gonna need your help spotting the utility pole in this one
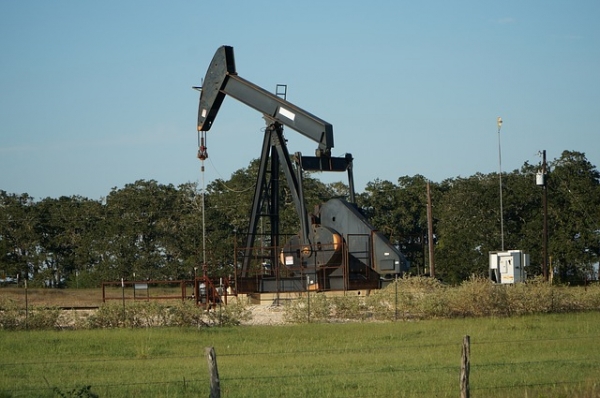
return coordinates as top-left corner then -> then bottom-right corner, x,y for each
497,117 -> 505,251
426,182 -> 435,278
536,150 -> 549,281
542,150 -> 548,281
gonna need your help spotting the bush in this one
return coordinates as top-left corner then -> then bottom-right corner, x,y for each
207,299 -> 252,326
25,307 -> 61,329
574,283 -> 600,309
445,276 -> 510,317
167,301 -> 208,327
2,280 -> 599,329
367,276 -> 448,320
85,300 -> 252,329
0,297 -> 60,330
331,295 -> 368,321
346,276 -> 600,324
0,297 -> 21,330
53,385 -> 99,398
85,304 -> 129,328
283,293 -> 332,323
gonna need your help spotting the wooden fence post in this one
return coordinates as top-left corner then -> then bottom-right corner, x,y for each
460,335 -> 470,398
205,346 -> 221,398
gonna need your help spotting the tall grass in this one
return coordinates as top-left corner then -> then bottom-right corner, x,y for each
1,313 -> 599,397
0,297 -> 61,330
282,276 -> 600,323
3,277 -> 599,330
0,297 -> 251,330
372,276 -> 600,320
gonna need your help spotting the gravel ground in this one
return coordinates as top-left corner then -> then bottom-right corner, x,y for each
242,305 -> 286,326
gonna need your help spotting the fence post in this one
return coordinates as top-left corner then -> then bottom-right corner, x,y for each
394,274 -> 398,321
306,275 -> 311,323
121,278 -> 125,308
460,335 -> 470,398
205,347 -> 221,398
24,279 -> 29,330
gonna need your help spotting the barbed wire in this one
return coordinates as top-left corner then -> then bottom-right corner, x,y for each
1,307 -> 600,396
2,371 -> 596,398
0,377 -> 205,396
3,332 -> 599,369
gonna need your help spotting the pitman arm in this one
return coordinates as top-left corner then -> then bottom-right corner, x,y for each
197,46 -> 334,156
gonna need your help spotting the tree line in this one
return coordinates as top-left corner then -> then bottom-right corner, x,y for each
1,150 -> 598,288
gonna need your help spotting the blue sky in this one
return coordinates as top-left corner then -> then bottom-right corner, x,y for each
1,1 -> 599,200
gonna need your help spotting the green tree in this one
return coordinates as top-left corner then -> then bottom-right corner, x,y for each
34,196 -> 104,287
359,179 -> 401,237
2,150 -> 597,288
358,176 -> 436,275
100,180 -> 185,282
547,151 -> 600,282
0,191 -> 40,284
433,151 -> 599,284
435,173 -> 500,284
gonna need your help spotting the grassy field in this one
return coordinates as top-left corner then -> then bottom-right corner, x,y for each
0,287 -> 105,307
0,286 -> 187,308
1,311 -> 599,397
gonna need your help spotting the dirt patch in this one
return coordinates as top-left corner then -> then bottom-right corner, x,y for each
242,305 -> 286,326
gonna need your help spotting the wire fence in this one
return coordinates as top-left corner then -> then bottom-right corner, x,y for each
1,333 -> 598,397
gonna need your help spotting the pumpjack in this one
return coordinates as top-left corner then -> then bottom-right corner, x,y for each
196,46 -> 408,293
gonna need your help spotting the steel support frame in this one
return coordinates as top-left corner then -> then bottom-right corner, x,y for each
241,122 -> 311,277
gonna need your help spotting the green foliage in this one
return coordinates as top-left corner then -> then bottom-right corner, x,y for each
433,151 -> 599,283
283,293 -> 332,323
0,297 -> 60,330
63,270 -> 99,289
84,301 -> 251,329
167,300 -> 251,328
26,307 -> 61,330
331,295 -> 369,320
167,301 -> 209,328
546,151 -> 600,282
85,304 -> 128,329
207,299 -> 252,326
0,298 -> 21,330
53,385 -> 98,398
0,298 -> 251,331
435,174 -> 504,283
1,151 -> 599,286
367,276 -> 448,320
281,277 -> 600,324
358,175 -> 433,274
283,296 -> 310,323
445,277 -> 512,317
368,276 -> 600,321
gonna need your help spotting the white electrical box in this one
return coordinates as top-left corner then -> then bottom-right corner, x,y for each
489,250 -> 529,284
